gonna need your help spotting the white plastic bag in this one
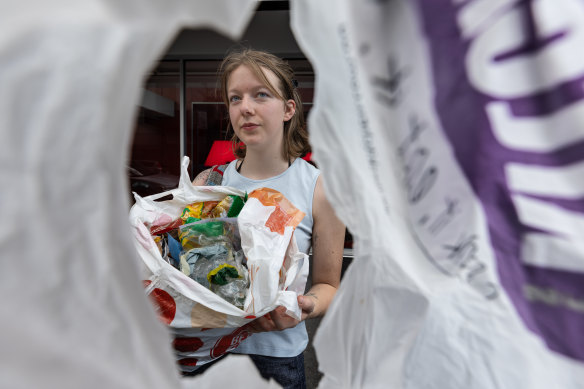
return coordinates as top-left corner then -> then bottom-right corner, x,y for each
129,157 -> 309,370
0,1 -> 261,388
291,0 -> 584,388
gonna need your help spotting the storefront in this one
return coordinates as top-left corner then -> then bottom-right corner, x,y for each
128,3 -> 312,196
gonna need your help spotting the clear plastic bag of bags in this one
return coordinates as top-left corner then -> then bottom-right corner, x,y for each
179,217 -> 248,309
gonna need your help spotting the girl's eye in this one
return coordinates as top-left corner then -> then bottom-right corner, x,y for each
257,92 -> 269,98
229,96 -> 241,103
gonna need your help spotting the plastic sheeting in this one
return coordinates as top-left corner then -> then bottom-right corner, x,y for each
290,0 -> 584,388
0,1 -> 274,388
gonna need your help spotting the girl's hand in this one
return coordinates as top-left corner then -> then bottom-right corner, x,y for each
246,294 -> 316,333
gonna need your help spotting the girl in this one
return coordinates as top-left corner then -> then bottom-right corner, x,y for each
192,49 -> 345,389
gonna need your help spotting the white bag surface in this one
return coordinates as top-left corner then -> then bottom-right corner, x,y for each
290,0 -> 584,388
0,1 -> 268,388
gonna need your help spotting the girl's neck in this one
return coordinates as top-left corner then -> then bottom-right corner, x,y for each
237,151 -> 291,180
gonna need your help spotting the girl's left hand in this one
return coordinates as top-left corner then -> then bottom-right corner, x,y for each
246,295 -> 316,333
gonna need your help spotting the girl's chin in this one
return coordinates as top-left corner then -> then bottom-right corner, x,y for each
242,142 -> 263,150
238,136 -> 263,147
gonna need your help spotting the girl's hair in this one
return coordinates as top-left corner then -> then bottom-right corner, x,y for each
218,48 -> 310,160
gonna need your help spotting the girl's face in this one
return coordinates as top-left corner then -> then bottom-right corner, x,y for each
227,64 -> 295,155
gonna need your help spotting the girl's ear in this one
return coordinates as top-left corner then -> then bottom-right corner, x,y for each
283,99 -> 296,122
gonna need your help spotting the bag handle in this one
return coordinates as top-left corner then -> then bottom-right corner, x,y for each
179,156 -> 192,190
144,188 -> 176,202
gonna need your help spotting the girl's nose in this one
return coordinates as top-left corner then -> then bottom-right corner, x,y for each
240,95 -> 254,115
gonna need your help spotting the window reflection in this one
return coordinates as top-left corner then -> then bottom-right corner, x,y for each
129,60 -> 181,201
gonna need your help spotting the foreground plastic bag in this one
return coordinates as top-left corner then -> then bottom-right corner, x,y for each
129,157 -> 309,371
291,0 -> 584,388
0,1 -> 265,388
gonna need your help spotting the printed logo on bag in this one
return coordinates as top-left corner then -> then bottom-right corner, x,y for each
173,337 -> 204,352
364,0 -> 584,362
143,281 -> 176,325
209,326 -> 250,358
177,357 -> 198,367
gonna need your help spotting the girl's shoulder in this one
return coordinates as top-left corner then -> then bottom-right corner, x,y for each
295,157 -> 320,174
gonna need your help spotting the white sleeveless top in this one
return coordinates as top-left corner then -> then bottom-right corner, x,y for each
222,157 -> 320,357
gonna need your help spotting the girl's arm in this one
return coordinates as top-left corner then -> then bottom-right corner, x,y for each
300,175 -> 345,319
192,168 -> 212,186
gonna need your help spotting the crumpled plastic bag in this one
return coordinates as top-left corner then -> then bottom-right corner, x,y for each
239,187 -> 309,317
129,157 -> 309,371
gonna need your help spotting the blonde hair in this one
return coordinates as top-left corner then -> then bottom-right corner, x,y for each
218,48 -> 310,160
